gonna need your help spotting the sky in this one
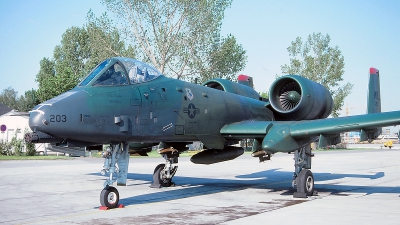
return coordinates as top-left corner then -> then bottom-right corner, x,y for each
1,0 -> 400,119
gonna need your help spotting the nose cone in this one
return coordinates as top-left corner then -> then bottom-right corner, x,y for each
29,106 -> 50,132
26,104 -> 61,143
28,89 -> 87,137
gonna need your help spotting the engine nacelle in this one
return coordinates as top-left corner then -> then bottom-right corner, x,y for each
203,78 -> 261,100
269,75 -> 333,120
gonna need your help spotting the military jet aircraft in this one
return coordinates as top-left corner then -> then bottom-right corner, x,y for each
25,57 -> 400,208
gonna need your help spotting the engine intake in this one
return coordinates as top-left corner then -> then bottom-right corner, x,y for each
269,75 -> 333,120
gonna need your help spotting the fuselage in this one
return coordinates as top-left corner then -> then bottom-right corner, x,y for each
28,58 -> 273,149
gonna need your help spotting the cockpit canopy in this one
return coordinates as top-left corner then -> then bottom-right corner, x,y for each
79,57 -> 163,87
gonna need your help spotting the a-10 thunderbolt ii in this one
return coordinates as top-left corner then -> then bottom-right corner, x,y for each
25,57 -> 400,208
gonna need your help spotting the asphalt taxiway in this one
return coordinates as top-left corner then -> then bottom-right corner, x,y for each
1,148 -> 399,225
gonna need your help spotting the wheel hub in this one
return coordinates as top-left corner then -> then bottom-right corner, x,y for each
107,192 -> 117,204
306,176 -> 314,192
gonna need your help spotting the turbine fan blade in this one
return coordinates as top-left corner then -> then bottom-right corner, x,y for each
278,82 -> 301,111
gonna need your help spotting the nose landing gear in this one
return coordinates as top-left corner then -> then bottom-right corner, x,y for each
99,143 -> 129,209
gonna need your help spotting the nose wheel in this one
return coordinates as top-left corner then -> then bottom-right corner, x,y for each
99,143 -> 129,209
100,186 -> 119,208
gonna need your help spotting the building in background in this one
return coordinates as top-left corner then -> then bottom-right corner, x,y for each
0,111 -> 29,142
342,127 -> 399,144
0,106 -> 47,154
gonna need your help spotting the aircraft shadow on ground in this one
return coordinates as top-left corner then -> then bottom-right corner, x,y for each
89,169 -> 399,206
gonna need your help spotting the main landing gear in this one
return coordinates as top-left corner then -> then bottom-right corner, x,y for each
292,145 -> 316,198
252,143 -> 315,197
99,143 -> 129,208
150,142 -> 180,188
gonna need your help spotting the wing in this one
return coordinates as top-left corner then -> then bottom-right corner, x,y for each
221,110 -> 400,153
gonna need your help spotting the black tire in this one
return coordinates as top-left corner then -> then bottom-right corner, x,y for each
100,186 -> 119,208
296,169 -> 314,196
154,163 -> 172,187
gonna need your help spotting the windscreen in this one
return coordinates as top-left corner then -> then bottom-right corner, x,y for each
78,58 -> 162,87
117,58 -> 162,83
79,59 -> 111,86
92,63 -> 129,86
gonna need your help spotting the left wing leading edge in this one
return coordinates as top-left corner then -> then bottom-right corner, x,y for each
220,110 -> 400,153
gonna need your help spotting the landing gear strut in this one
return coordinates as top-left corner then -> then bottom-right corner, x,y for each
99,143 -> 129,208
292,145 -> 316,198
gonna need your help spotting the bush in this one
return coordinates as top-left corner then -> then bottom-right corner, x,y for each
0,139 -> 12,156
26,142 -> 36,156
0,129 -> 35,156
9,135 -> 23,156
24,129 -> 36,156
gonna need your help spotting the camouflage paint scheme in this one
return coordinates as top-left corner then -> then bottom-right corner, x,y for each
25,58 -> 400,208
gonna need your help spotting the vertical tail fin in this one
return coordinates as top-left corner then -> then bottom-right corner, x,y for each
238,74 -> 254,88
366,67 -> 381,114
360,67 -> 382,142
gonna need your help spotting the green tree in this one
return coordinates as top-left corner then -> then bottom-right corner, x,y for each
36,13 -> 135,102
0,87 -> 18,110
280,33 -> 353,117
102,0 -> 246,82
85,11 -> 136,72
36,57 -> 77,102
17,89 -> 40,112
0,88 -> 39,112
197,34 -> 247,83
259,91 -> 268,99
